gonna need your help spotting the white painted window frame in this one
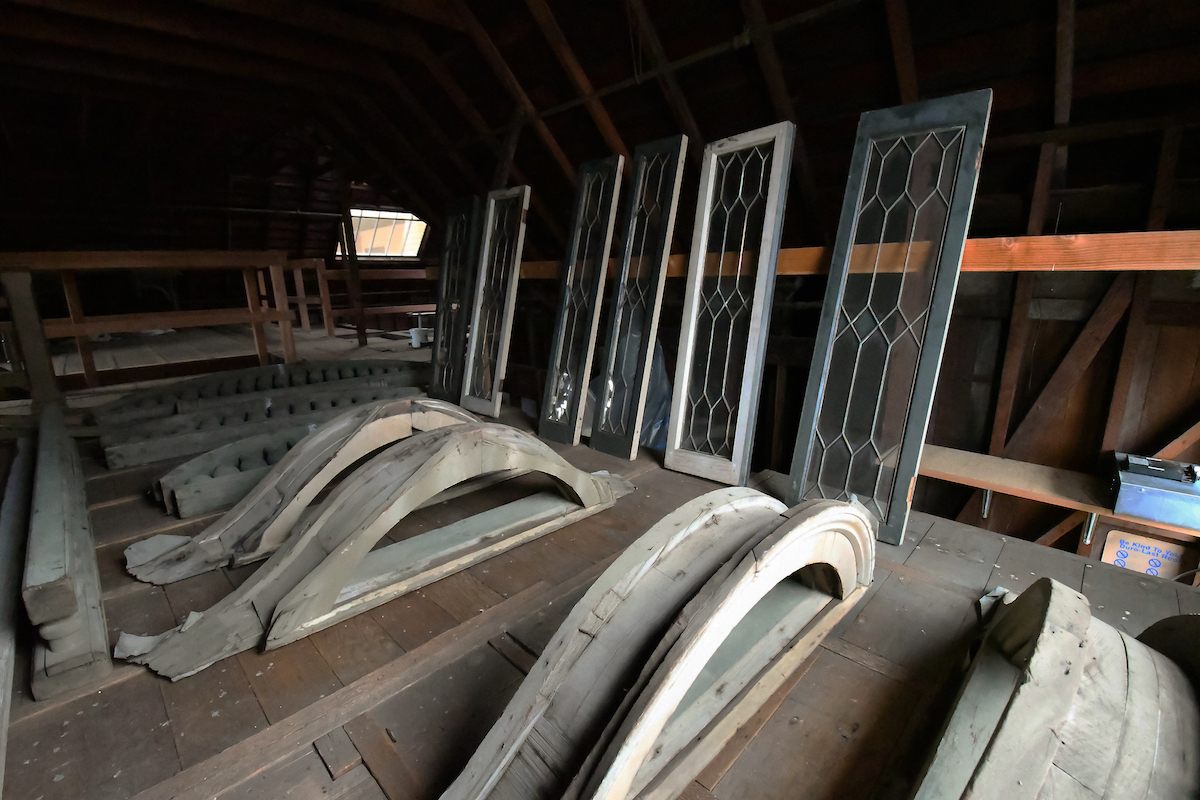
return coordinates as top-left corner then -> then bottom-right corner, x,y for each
665,122 -> 795,485
460,185 -> 531,417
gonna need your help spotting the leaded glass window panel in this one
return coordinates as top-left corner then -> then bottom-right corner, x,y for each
460,185 -> 531,417
539,155 -> 623,445
429,196 -> 481,402
665,122 -> 795,485
790,90 -> 992,544
591,136 -> 688,459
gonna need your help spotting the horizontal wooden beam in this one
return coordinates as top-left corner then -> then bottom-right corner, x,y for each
43,309 -> 289,338
0,250 -> 289,271
487,230 -> 1200,280
323,268 -> 428,282
330,304 -> 435,319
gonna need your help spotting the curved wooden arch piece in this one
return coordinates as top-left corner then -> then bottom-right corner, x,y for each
443,487 -> 788,800
117,423 -> 625,680
583,499 -> 876,800
911,578 -> 1200,799
125,398 -> 477,585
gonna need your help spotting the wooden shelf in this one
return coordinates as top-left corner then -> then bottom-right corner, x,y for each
918,444 -> 1200,541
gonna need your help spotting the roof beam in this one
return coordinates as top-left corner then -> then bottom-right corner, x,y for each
523,0 -> 628,161
370,0 -> 465,31
883,0 -> 919,102
626,0 -> 705,160
448,0 -> 576,184
739,0 -> 827,240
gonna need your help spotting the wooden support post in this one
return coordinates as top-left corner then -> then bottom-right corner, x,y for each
1052,0 -> 1075,182
340,211 -> 368,348
1101,274 -> 1156,453
627,0 -> 705,160
318,259 -> 335,336
242,267 -> 270,365
883,0 -> 919,103
268,263 -> 296,363
1148,126 -> 1183,231
292,266 -> 311,332
59,271 -> 98,387
0,271 -> 59,403
988,275 -> 1035,455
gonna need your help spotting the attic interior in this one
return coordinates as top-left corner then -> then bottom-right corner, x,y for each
2,1 -> 1200,798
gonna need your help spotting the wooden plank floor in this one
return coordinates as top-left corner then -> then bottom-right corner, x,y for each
5,423 -> 1198,799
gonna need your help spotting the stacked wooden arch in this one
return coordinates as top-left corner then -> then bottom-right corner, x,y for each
445,491 -> 877,800
117,421 -> 628,679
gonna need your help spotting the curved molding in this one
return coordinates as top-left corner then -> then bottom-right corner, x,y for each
443,487 -> 787,800
125,398 -> 477,585
584,499 -> 876,800
118,423 -> 626,680
912,577 -> 1200,799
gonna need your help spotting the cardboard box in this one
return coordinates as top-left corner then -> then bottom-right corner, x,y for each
1101,530 -> 1190,579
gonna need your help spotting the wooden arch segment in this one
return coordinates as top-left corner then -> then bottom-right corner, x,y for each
443,487 -> 789,800
582,499 -> 876,799
912,578 -> 1200,799
117,423 -> 629,680
125,398 -> 478,585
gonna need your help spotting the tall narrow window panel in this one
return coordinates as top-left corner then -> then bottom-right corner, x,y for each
665,122 -> 795,485
460,186 -> 531,417
429,197 -> 482,402
789,90 -> 992,545
589,135 -> 688,460
539,155 -> 624,444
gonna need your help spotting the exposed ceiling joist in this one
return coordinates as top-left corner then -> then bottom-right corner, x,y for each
625,0 -> 705,161
883,0 -> 919,103
449,0 -> 577,185
523,0 -> 629,161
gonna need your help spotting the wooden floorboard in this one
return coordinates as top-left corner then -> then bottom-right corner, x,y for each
7,420 -> 1200,800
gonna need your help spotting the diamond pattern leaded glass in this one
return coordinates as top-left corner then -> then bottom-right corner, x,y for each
461,185 -> 530,417
666,122 -> 795,485
539,155 -> 623,445
591,136 -> 687,459
790,89 -> 992,545
429,197 -> 480,402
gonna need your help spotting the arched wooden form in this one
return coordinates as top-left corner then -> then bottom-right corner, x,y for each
443,487 -> 788,800
117,423 -> 627,680
911,578 -> 1200,799
125,398 -> 478,585
581,499 -> 876,800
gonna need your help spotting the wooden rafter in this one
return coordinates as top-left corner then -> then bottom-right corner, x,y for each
1052,0 -> 1075,183
449,0 -> 576,185
626,0 -> 705,160
371,0 -> 465,30
524,0 -> 629,161
883,0 -> 919,103
739,0 -> 826,240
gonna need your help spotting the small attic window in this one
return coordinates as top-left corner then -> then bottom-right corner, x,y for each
340,208 -> 427,258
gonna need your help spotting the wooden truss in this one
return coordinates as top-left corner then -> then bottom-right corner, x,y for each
117,423 -> 629,679
538,154 -> 624,445
912,577 -> 1200,798
589,135 -> 689,460
90,359 -> 428,427
126,398 -> 477,585
446,490 -> 876,799
461,186 -> 532,417
665,121 -> 796,485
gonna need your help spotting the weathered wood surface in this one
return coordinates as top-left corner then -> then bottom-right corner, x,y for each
911,577 -> 1200,799
444,487 -> 788,800
0,437 -> 34,791
24,405 -> 113,700
126,398 -> 478,584
154,423 -> 316,517
101,384 -> 422,468
582,500 -> 876,800
117,424 -> 627,679
90,360 -> 428,427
